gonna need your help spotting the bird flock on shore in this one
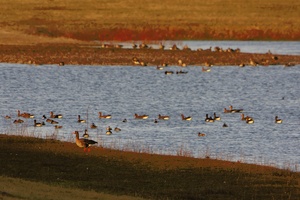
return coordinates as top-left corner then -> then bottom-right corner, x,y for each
3,107 -> 283,151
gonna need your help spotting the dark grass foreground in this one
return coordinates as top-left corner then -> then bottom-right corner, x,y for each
1,135 -> 300,200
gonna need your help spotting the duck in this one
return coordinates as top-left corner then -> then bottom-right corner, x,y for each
73,131 -> 97,152
205,114 -> 214,123
82,129 -> 89,138
198,132 -> 206,137
134,113 -> 149,119
213,113 -> 221,121
50,111 -> 63,119
98,112 -> 112,119
90,123 -> 98,129
181,114 -> 192,121
275,116 -> 283,124
156,65 -> 164,70
158,114 -> 170,120
77,115 -> 86,123
34,120 -> 44,127
4,115 -> 11,119
114,127 -> 121,132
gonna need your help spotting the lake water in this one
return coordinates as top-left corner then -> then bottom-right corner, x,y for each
1,41 -> 300,170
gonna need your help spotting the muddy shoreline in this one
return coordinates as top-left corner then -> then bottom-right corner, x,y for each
0,43 -> 299,67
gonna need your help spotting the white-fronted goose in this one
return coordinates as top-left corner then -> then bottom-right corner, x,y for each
73,131 -> 97,152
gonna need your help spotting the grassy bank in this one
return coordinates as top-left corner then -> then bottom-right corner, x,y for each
0,0 -> 299,41
1,135 -> 300,199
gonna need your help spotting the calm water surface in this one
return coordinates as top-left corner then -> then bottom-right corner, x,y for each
1,42 -> 300,170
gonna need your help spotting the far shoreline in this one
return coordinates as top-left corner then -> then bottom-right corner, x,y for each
0,42 -> 300,67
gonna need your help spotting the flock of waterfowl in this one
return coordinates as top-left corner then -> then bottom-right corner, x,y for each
4,106 -> 283,151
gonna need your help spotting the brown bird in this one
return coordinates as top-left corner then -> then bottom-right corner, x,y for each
98,112 -> 112,119
181,114 -> 192,121
73,131 -> 97,152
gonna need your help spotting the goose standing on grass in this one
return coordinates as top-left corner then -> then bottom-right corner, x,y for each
275,116 -> 283,124
73,131 -> 97,152
77,115 -> 86,123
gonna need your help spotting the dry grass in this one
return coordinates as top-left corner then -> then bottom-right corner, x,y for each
0,176 -> 145,200
1,135 -> 300,199
0,0 -> 299,43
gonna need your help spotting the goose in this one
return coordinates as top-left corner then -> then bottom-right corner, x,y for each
241,113 -> 253,121
246,118 -> 254,124
17,110 -> 34,118
156,65 -> 164,70
98,112 -> 112,119
90,123 -> 97,129
165,71 -> 174,75
58,62 -> 64,66
50,111 -> 63,119
134,113 -> 149,119
275,116 -> 282,124
205,114 -> 214,123
13,119 -> 24,124
213,113 -> 221,121
202,66 -> 211,72
154,119 -> 158,123
34,120 -> 44,127
222,123 -> 228,127
181,114 -> 192,121
198,132 -> 206,137
77,115 -> 86,123
106,126 -> 112,135
4,115 -> 11,119
122,118 -> 127,123
82,129 -> 89,138
229,105 -> 243,113
158,114 -> 170,120
50,119 -> 59,124
54,125 -> 63,129
114,127 -> 121,132
73,131 -> 97,152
